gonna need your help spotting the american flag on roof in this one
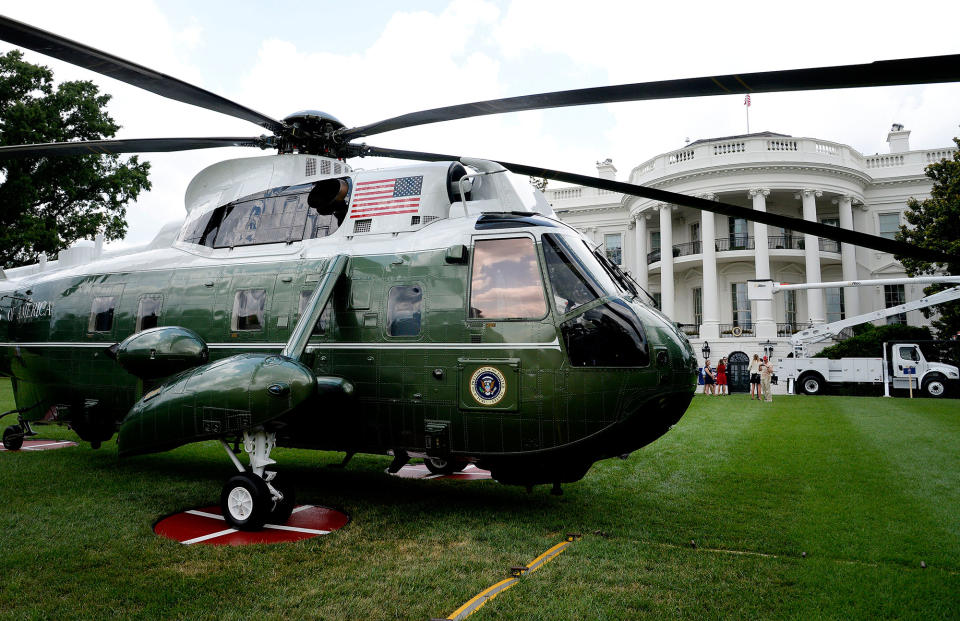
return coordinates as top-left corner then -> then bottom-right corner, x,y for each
350,175 -> 423,218
744,94 -> 751,107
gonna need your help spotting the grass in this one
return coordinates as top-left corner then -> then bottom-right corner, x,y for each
1,381 -> 958,619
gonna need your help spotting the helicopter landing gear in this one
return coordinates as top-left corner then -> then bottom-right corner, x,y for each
219,430 -> 294,531
423,456 -> 468,475
1,409 -> 37,451
3,425 -> 24,451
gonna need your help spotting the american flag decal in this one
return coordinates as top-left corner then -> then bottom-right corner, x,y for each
350,175 -> 423,218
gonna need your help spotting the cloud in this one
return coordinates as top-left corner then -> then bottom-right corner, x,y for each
1,0 -> 958,249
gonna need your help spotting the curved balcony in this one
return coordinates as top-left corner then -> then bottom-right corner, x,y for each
647,236 -> 840,265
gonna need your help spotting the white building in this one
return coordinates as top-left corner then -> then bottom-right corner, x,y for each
546,126 -> 956,392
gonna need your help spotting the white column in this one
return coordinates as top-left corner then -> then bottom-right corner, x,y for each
837,195 -> 860,317
750,188 -> 776,338
801,189 -> 825,324
659,204 -> 675,320
699,195 -> 720,339
633,212 -> 649,292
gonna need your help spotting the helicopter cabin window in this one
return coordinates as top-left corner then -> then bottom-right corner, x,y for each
88,296 -> 117,333
179,180 -> 346,249
469,237 -> 546,319
387,286 -> 422,336
298,290 -> 335,335
136,295 -> 163,332
232,289 -> 266,331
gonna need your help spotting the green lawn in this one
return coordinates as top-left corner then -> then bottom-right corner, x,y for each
1,382 -> 957,619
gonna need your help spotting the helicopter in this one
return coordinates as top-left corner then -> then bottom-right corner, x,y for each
0,15 -> 958,531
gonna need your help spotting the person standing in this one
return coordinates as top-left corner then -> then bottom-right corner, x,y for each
716,357 -> 728,396
761,355 -> 775,402
702,359 -> 715,395
749,354 -> 761,400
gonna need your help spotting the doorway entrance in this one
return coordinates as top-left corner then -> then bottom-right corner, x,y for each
726,351 -> 750,393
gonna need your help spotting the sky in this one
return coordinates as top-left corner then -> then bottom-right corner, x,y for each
2,0 -> 959,248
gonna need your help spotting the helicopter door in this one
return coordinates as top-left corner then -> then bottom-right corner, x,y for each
459,236 -> 548,420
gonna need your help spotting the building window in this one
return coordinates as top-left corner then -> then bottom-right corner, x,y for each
784,289 -> 797,331
469,237 -> 547,319
652,292 -> 662,310
604,233 -> 622,265
878,213 -> 901,240
88,296 -> 117,333
689,222 -> 701,253
692,287 -> 702,327
825,287 -> 845,323
729,217 -> 749,249
232,289 -> 266,331
731,283 -> 751,328
650,231 -> 661,251
387,285 -> 422,336
884,284 -> 906,325
136,295 -> 163,332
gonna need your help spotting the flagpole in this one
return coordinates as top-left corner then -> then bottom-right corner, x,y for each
744,94 -> 751,133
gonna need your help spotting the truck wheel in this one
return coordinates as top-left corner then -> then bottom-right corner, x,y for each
922,374 -> 947,398
798,373 -> 825,396
424,457 -> 467,475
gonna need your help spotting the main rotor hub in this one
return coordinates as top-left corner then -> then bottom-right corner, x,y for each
279,110 -> 347,157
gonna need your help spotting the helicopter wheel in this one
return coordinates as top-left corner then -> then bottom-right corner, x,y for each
3,425 -> 24,451
220,472 -> 271,531
423,456 -> 467,475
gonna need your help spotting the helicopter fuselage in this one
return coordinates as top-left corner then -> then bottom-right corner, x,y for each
0,155 -> 696,486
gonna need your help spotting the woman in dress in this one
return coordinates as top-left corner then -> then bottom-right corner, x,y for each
749,354 -> 762,400
702,359 -> 715,395
716,357 -> 728,395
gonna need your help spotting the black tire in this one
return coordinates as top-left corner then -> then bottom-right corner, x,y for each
921,374 -> 947,398
424,456 -> 467,475
3,425 -> 24,451
220,472 -> 271,531
267,479 -> 296,525
798,373 -> 825,396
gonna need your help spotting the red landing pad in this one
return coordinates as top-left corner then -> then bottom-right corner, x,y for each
392,464 -> 492,480
0,439 -> 77,452
154,505 -> 349,546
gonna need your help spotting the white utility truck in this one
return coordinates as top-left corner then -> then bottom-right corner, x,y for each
748,278 -> 960,397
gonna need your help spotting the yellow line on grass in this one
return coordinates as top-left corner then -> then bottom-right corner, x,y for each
445,536 -> 578,620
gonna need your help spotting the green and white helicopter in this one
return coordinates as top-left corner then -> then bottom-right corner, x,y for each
0,15 -> 957,530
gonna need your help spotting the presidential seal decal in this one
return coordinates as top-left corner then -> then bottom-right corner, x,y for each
469,366 -> 506,406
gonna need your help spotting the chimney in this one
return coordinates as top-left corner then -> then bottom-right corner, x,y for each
886,123 -> 911,153
596,158 -> 617,180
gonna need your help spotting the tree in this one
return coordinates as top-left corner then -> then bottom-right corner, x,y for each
528,176 -> 548,192
0,50 -> 150,268
896,137 -> 960,344
814,323 -> 932,359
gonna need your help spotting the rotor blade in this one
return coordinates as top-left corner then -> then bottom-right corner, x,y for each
356,145 -> 959,265
0,137 -> 269,157
0,15 -> 284,133
341,54 -> 960,140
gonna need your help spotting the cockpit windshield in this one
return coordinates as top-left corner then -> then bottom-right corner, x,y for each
541,234 -> 619,313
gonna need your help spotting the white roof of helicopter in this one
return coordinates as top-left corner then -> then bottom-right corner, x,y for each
0,154 -> 568,289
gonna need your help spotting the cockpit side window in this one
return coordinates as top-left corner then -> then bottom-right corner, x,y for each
541,234 -> 618,301
542,234 -> 598,314
469,237 -> 547,319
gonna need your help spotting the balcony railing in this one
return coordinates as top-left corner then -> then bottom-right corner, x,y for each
719,322 -> 754,336
818,238 -> 840,253
677,323 -> 700,336
648,236 -> 841,264
777,322 -> 801,336
714,236 -> 755,252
